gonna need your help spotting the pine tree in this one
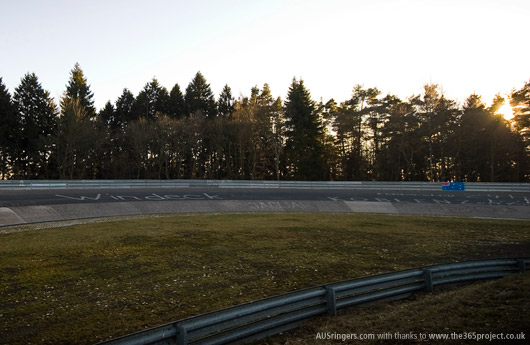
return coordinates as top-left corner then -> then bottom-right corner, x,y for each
93,101 -> 115,178
317,98 -> 341,180
511,81 -> 530,144
184,71 -> 217,118
57,98 -> 97,179
63,63 -> 96,118
349,85 -> 380,180
98,101 -> 116,129
284,78 -> 325,180
457,94 -> 506,181
271,95 -> 284,181
115,88 -> 136,127
218,84 -> 235,117
510,81 -> 530,181
108,89 -> 136,178
0,78 -> 17,179
13,73 -> 57,178
168,83 -> 185,119
133,78 -> 170,120
377,98 -> 425,181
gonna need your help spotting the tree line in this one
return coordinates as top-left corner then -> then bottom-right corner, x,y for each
1,63 -> 529,181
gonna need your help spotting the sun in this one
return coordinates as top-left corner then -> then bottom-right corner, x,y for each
498,103 -> 515,121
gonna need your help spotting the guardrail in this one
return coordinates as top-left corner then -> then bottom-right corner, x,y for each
97,258 -> 529,345
1,180 -> 529,192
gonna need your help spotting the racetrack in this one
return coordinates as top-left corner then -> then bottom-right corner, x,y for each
1,187 -> 530,227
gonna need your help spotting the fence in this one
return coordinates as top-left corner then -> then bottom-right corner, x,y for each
98,258 -> 529,345
1,180 -> 529,192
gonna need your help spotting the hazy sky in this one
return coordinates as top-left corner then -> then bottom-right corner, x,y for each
1,0 -> 529,110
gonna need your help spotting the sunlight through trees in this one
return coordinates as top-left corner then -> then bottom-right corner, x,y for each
0,65 -> 528,181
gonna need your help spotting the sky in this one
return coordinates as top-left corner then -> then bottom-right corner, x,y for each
1,0 -> 529,111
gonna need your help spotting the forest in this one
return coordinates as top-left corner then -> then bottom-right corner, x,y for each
1,64 -> 529,182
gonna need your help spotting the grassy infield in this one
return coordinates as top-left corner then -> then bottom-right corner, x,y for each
0,213 -> 529,344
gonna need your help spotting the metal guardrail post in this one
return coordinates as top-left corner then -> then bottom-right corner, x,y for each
423,268 -> 433,292
176,324 -> 187,345
325,286 -> 337,316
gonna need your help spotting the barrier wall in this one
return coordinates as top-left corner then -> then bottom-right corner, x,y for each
98,258 -> 529,345
1,179 -> 529,192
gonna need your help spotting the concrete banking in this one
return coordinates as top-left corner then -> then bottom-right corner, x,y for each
1,199 -> 530,227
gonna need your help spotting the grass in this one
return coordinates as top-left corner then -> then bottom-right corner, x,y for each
0,213 -> 529,344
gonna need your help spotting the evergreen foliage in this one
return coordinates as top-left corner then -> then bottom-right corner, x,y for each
168,83 -> 185,119
12,73 -> 57,178
133,78 -> 170,120
185,71 -> 217,118
63,63 -> 96,118
511,81 -> 530,142
0,78 -> 17,179
284,78 -> 326,180
114,88 -> 136,127
0,68 -> 528,181
218,84 -> 235,117
98,101 -> 116,129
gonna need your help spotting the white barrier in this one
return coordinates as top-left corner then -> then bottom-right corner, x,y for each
0,180 -> 529,192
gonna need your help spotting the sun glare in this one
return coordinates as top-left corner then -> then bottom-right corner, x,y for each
498,103 -> 515,121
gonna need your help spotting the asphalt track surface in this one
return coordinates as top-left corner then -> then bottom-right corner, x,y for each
1,188 -> 530,226
2,187 -> 530,207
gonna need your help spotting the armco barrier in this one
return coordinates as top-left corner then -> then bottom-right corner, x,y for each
1,180 -> 529,192
97,258 -> 529,345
